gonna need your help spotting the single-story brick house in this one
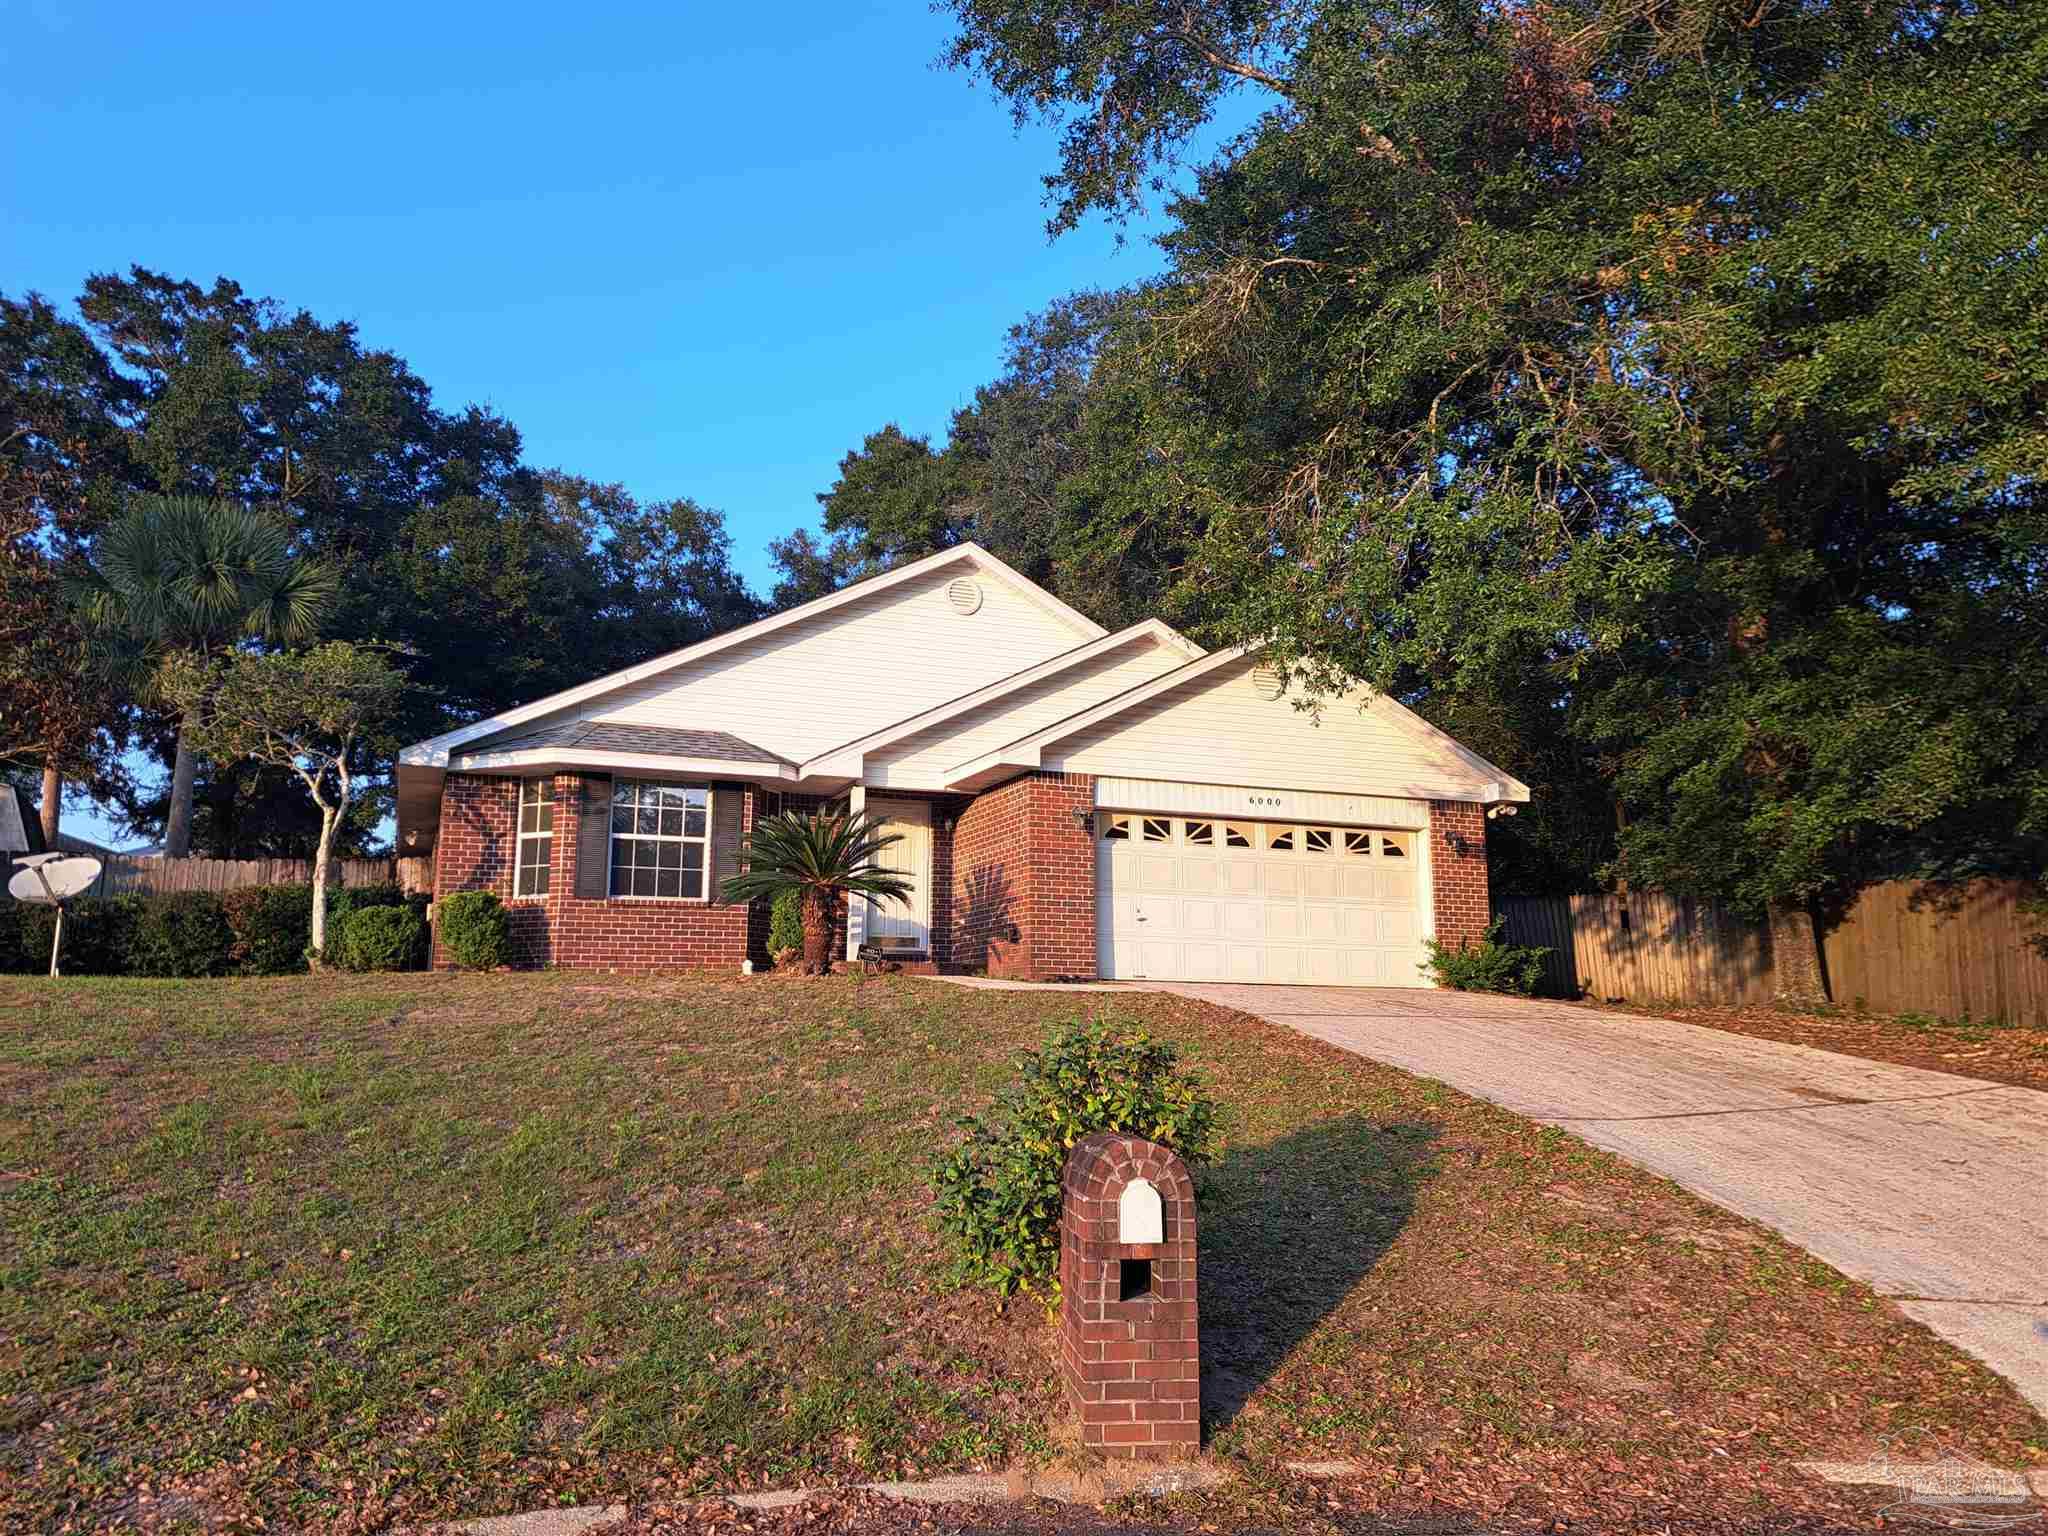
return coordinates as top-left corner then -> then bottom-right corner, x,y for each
396,543 -> 1527,981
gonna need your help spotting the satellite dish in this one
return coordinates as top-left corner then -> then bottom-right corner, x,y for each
9,856 -> 103,979
9,855 -> 102,903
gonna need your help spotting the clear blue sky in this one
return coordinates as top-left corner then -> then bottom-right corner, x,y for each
4,0 -> 1237,594
7,2 -> 1254,845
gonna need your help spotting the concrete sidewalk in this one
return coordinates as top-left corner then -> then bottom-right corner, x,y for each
1146,983 -> 2048,1416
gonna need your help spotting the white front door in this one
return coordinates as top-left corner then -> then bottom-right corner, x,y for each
1096,811 -> 1427,985
862,799 -> 931,948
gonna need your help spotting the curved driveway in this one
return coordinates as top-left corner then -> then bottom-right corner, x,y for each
1154,983 -> 2048,1415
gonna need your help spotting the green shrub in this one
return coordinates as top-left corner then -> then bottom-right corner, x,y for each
127,891 -> 234,977
767,887 -> 804,959
1421,916 -> 1549,995
223,884 -> 313,975
15,894 -> 145,975
931,1017 -> 1219,1298
437,890 -> 509,970
0,901 -> 26,973
337,904 -> 425,972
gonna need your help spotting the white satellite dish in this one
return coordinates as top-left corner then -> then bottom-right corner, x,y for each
9,854 -> 102,903
10,854 -> 103,978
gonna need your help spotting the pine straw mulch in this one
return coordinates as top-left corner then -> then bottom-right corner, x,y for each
1574,998 -> 2048,1093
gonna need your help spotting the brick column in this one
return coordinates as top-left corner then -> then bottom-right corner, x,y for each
1058,1133 -> 1199,1459
1428,799 -> 1491,951
952,771 -> 1097,980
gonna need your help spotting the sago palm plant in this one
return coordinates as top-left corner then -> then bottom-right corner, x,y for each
721,810 -> 913,974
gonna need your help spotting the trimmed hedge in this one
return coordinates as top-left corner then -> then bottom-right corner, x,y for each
222,885 -> 314,975
0,881 -> 431,977
436,891 -> 509,970
128,891 -> 236,978
335,904 -> 426,972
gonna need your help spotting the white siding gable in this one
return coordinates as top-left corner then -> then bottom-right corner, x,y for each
864,634 -> 1183,789
579,562 -> 1091,763
1039,654 -> 1505,801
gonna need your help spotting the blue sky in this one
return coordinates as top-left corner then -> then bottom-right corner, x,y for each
6,1 -> 1255,844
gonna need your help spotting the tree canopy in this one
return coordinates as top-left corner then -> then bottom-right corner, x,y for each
1,269 -> 765,854
899,0 -> 2048,909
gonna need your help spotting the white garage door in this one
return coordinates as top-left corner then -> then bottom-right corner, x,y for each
1096,812 -> 1427,986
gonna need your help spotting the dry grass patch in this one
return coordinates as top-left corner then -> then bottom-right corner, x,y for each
0,972 -> 2038,1535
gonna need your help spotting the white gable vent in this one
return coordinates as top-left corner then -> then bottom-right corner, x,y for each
1251,663 -> 1285,699
946,577 -> 983,615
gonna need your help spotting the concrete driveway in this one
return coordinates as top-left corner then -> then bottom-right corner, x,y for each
1154,983 -> 2048,1415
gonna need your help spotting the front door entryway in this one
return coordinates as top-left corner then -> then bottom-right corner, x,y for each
861,798 -> 931,949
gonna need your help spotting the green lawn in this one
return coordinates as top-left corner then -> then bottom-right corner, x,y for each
0,971 -> 2039,1533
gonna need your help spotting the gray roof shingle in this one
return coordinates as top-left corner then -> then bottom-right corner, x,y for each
472,719 -> 790,765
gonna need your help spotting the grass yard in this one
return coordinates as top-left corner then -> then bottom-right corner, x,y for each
0,972 -> 2040,1534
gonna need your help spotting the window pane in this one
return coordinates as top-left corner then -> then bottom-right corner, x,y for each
1344,829 -> 1372,855
1380,834 -> 1408,858
657,841 -> 681,870
1223,823 -> 1252,848
685,806 -> 707,838
635,864 -> 658,898
1141,817 -> 1171,843
682,786 -> 708,808
683,845 -> 705,898
655,866 -> 681,898
1267,826 -> 1295,851
1185,820 -> 1214,845
658,807 -> 682,837
1100,815 -> 1129,840
609,850 -> 630,896
1305,828 -> 1333,854
537,800 -> 553,833
636,803 -> 658,835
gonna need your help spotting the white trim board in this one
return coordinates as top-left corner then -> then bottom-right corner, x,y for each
1092,777 -> 1432,829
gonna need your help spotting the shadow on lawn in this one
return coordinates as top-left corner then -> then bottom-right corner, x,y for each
1196,1113 -> 1442,1429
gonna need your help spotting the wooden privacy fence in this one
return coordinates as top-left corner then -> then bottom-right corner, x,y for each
1496,880 -> 2046,1025
1820,880 -> 2048,1028
75,855 -> 433,900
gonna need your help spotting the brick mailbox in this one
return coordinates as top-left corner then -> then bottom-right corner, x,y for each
1057,1132 -> 1199,1458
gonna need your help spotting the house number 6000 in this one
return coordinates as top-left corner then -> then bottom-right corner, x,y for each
1248,794 -> 1283,807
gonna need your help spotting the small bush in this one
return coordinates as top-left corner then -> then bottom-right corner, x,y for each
223,884 -> 313,975
932,1017 -> 1219,1298
337,904 -> 425,972
127,891 -> 235,977
767,887 -> 804,962
1422,916 -> 1549,995
12,895 -> 144,975
0,902 -> 27,973
437,890 -> 509,970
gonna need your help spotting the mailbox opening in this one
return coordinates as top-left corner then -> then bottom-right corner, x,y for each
1118,1258 -> 1154,1303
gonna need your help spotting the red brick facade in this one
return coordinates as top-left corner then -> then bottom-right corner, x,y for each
1058,1133 -> 1200,1458
433,768 -> 1491,979
432,771 -> 754,971
949,771 -> 1096,981
1427,799 -> 1492,950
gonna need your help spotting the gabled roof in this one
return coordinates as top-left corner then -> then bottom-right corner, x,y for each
0,786 -> 45,857
944,643 -> 1532,801
449,719 -> 797,782
476,720 -> 789,765
797,618 -> 1202,779
399,542 -> 1105,769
